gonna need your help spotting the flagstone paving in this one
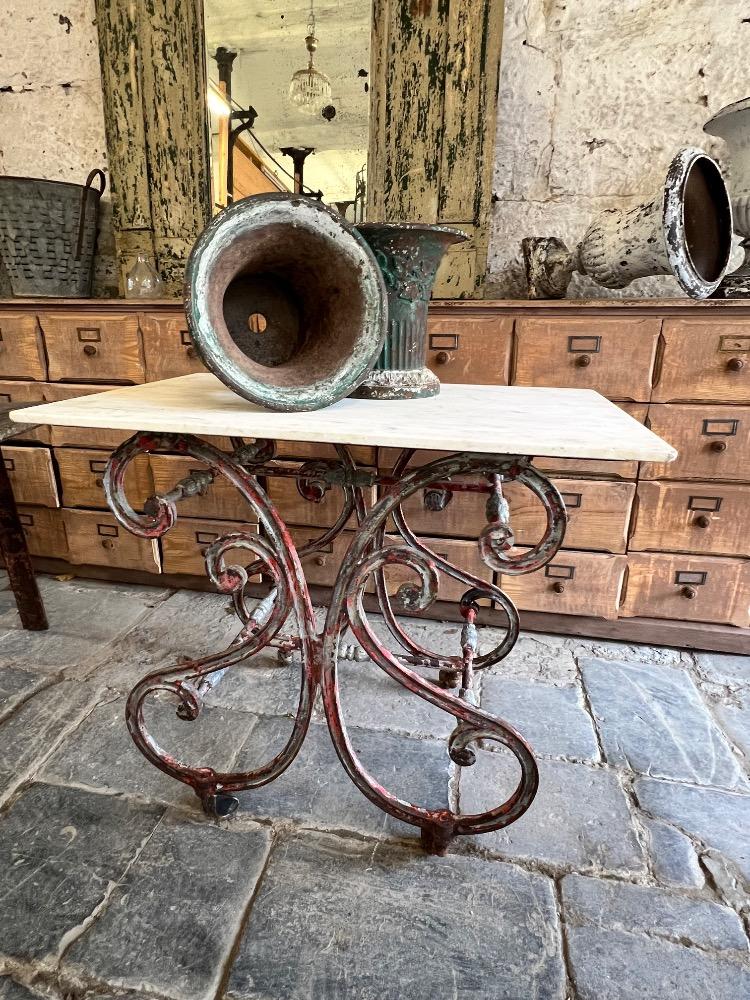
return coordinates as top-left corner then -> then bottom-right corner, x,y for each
0,576 -> 746,1000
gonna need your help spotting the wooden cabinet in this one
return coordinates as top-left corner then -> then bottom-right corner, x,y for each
383,534 -> 492,603
276,441 -> 377,466
42,383 -> 135,449
622,553 -> 749,627
0,381 -> 48,443
513,317 -> 660,400
40,311 -> 145,383
56,447 -> 153,511
653,319 -> 750,403
500,549 -> 627,620
161,517 -> 260,578
140,311 -> 205,381
150,454 -> 260,522
0,312 -> 46,380
631,481 -> 750,558
535,403 -> 647,480
642,403 -> 750,481
17,506 -> 68,559
268,464 -> 375,529
63,509 -> 161,573
425,315 -> 513,385
289,526 -> 359,589
2,446 -> 58,507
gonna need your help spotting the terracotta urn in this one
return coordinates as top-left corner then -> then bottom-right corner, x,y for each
353,223 -> 468,399
705,97 -> 750,297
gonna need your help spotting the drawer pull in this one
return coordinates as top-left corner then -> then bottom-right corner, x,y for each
726,357 -> 745,372
315,555 -> 327,567
95,478 -> 103,489
101,538 -> 115,550
681,585 -> 697,599
693,514 -> 711,528
575,354 -> 591,368
83,344 -> 98,357
551,581 -> 566,594
186,345 -> 197,359
710,440 -> 728,453
435,351 -> 450,365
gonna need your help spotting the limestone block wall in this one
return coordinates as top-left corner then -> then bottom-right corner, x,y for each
0,1 -> 117,295
487,0 -> 750,299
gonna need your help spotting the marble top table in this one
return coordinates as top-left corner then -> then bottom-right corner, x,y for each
10,373 -> 676,463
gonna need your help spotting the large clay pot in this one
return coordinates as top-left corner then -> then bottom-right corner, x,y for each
705,97 -> 750,297
353,223 -> 468,399
185,194 -> 387,412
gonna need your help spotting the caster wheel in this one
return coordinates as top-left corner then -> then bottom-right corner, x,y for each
203,793 -> 239,818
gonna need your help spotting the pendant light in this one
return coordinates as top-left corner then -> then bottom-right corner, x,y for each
288,1 -> 331,116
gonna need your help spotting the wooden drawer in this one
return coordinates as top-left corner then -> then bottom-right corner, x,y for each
162,517 -> 261,578
63,509 -> 161,573
383,534 -> 492,603
499,549 -> 627,620
631,481 -> 750,558
1,445 -> 58,507
40,312 -> 145,384
140,311 -> 205,381
43,383 -> 135,449
0,380 -> 48,443
16,505 -> 68,559
268,464 -> 375,529
150,454 -> 259,522
289,526 -> 358,589
621,553 -> 749,627
378,447 -> 453,472
641,403 -> 750,481
535,402 -> 647,479
425,316 -> 513,385
653,319 -> 750,403
0,312 -> 46,379
395,476 -> 634,553
56,447 -> 153,512
275,441 -> 377,466
512,318 -> 660,400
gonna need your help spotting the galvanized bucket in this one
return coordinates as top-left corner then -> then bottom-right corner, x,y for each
0,169 -> 106,297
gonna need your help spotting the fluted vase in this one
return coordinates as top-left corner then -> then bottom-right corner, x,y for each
353,223 -> 468,399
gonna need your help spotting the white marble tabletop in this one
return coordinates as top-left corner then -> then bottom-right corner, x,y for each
11,374 -> 676,462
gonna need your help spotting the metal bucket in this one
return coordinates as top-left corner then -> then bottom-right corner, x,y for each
0,169 -> 106,297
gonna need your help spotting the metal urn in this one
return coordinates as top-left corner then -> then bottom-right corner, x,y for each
523,148 -> 733,300
704,97 -> 750,297
353,223 -> 468,400
185,193 -> 387,412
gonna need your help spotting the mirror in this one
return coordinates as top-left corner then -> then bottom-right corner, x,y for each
203,0 -> 371,222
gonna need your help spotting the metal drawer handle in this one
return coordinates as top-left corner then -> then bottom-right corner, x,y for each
575,354 -> 591,368
95,477 -> 103,489
435,351 -> 450,365
710,440 -> 727,453
551,581 -> 566,594
726,357 -> 745,372
101,538 -> 115,550
681,585 -> 697,599
186,345 -> 197,359
315,555 -> 327,566
693,514 -> 711,528
83,344 -> 98,356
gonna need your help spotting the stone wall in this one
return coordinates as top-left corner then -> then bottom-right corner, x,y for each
0,1 -> 118,295
487,0 -> 749,299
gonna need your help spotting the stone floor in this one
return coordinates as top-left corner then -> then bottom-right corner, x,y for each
0,574 -> 748,1000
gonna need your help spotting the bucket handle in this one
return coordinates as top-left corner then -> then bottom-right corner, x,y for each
75,169 -> 107,261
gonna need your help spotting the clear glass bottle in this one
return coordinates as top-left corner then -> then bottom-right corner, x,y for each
125,254 -> 164,298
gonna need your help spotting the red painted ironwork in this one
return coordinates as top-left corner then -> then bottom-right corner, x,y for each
104,433 -> 567,852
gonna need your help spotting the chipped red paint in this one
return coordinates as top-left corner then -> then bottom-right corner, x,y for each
104,433 -> 565,851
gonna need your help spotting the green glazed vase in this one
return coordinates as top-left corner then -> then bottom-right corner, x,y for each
353,222 -> 468,399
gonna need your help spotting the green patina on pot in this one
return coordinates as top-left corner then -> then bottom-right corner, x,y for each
353,223 -> 468,400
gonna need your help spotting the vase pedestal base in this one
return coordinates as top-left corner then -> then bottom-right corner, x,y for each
353,367 -> 440,400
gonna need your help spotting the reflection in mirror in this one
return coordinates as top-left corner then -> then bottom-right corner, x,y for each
203,0 -> 371,222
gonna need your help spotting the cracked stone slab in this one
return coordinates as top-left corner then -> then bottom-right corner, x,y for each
0,666 -> 48,718
63,812 -> 271,1000
0,783 -> 162,963
461,751 -> 645,873
643,817 -> 704,890
41,694 -> 257,810
226,829 -> 566,1000
78,590 -> 241,689
234,717 -> 450,842
635,777 -> 750,883
0,578 -> 169,675
561,873 -> 746,952
0,681 -> 98,804
581,659 -> 745,789
0,980 -> 42,1000
480,677 -> 599,760
202,650 -> 314,718
715,700 -> 750,762
694,652 -> 750,690
482,631 -> 580,686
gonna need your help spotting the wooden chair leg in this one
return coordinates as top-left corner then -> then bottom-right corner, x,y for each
0,456 -> 47,630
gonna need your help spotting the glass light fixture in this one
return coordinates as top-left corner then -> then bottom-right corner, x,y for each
288,2 -> 331,116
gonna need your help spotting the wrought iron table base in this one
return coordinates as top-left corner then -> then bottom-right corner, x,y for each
104,433 -> 567,855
